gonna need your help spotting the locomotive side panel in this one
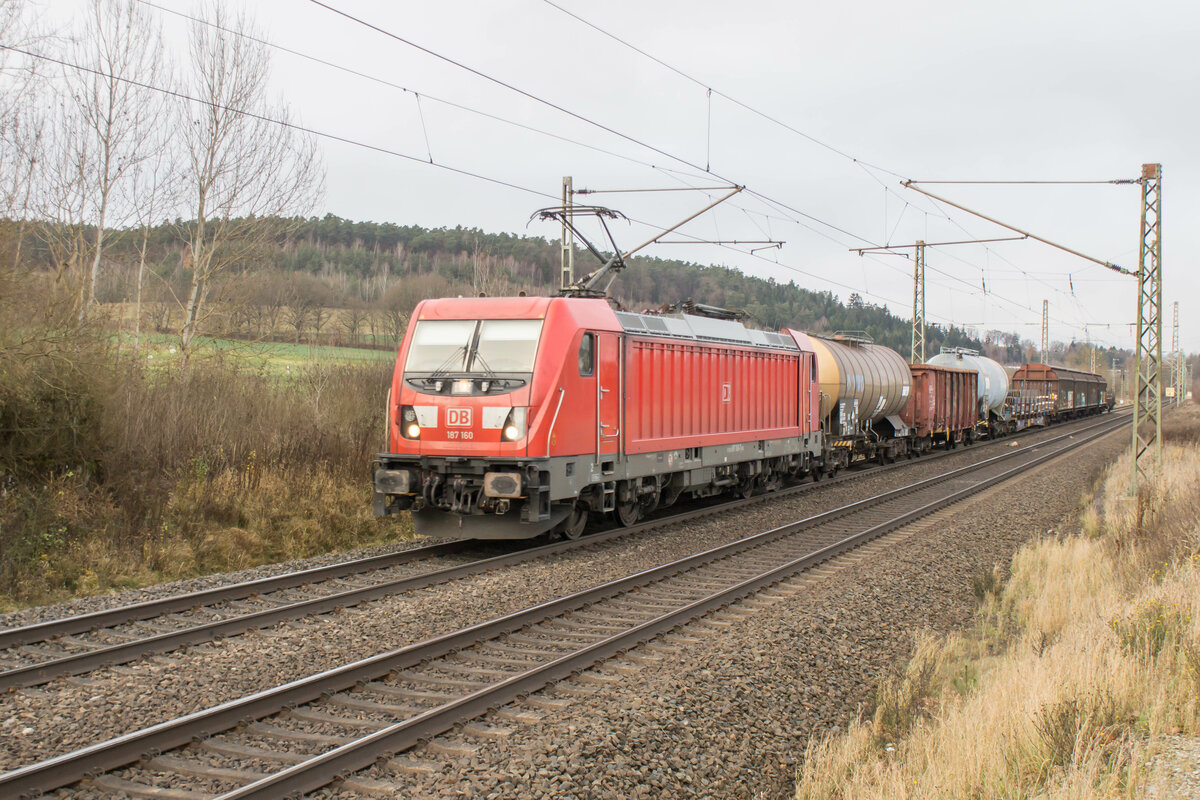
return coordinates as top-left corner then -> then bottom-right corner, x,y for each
624,339 -> 802,455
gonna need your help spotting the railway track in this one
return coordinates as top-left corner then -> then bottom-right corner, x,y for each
1,412 -> 1126,799
0,412 -> 1126,691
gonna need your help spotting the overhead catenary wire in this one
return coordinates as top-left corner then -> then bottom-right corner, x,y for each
0,44 -> 558,202
76,4 -> 1132,350
306,0 -> 889,249
538,0 -> 906,180
135,0 -> 708,182
161,0 -> 1100,346
538,0 -> 971,240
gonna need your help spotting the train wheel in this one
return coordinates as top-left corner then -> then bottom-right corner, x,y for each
614,498 -> 641,527
558,502 -> 588,540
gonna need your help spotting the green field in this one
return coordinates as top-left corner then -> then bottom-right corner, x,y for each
118,332 -> 396,374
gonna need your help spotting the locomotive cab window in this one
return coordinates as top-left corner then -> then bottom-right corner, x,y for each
579,333 -> 595,376
405,319 -> 543,375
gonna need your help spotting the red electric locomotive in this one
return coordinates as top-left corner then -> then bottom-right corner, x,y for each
373,295 -> 823,539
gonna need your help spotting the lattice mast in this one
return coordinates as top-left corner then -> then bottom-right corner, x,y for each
911,241 -> 926,363
1040,300 -> 1049,363
1131,163 -> 1163,493
559,176 -> 574,290
1171,300 -> 1181,407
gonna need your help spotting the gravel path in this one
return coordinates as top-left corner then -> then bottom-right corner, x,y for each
0,418 -> 1118,774
1147,736 -> 1200,799
311,423 -> 1130,800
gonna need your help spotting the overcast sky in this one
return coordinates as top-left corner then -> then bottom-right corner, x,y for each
51,0 -> 1200,353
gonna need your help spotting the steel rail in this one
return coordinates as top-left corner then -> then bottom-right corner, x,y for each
0,414 -> 1126,799
0,540 -> 476,650
0,418 -> 942,650
219,416 -> 1126,799
0,411 -> 1124,690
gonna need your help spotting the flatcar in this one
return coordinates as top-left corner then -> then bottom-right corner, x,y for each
373,296 -> 822,539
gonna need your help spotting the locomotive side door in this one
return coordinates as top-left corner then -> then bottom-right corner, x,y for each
596,332 -> 621,458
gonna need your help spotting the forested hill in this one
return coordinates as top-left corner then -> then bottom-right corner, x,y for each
273,215 -> 986,355
8,212 -> 1017,356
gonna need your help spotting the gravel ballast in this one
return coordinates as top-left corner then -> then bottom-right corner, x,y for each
312,425 -> 1131,800
0,419 -> 1122,776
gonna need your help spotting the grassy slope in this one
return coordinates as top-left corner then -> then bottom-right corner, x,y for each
794,405 -> 1200,799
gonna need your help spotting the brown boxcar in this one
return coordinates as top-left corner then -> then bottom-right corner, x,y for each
1011,363 -> 1107,417
902,364 -> 979,447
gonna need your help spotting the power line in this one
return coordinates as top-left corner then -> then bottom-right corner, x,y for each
0,43 -> 558,202
538,0 -> 906,180
135,0 -> 704,182
530,0 -> 1106,334
306,0 -> 888,249
179,0 -> 1082,340
307,0 -> 719,182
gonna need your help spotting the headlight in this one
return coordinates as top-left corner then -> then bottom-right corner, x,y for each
400,405 -> 420,439
501,407 -> 527,441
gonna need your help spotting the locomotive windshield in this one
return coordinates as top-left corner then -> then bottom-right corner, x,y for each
405,319 -> 544,375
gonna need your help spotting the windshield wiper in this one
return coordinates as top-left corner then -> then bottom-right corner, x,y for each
469,350 -> 500,380
428,345 -> 468,380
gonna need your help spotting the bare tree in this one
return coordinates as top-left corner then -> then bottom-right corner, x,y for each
177,2 -> 323,361
0,0 -> 44,226
130,149 -> 184,358
340,300 -> 367,347
31,97 -> 93,310
63,0 -> 166,319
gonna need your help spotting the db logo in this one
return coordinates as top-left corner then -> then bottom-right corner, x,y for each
447,408 -> 472,427
721,383 -> 732,403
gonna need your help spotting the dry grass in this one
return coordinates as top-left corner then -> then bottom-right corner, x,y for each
0,315 -> 414,609
794,405 -> 1200,800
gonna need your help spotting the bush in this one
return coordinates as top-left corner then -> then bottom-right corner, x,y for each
0,317 -> 410,608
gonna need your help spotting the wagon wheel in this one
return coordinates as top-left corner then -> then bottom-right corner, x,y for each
557,501 -> 588,540
737,475 -> 757,499
613,498 -> 641,527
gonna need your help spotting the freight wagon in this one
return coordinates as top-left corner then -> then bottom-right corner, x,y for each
926,347 -> 1011,436
901,364 -> 979,450
1010,363 -> 1110,420
809,333 -> 913,467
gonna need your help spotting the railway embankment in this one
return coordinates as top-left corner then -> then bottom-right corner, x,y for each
793,404 -> 1200,800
